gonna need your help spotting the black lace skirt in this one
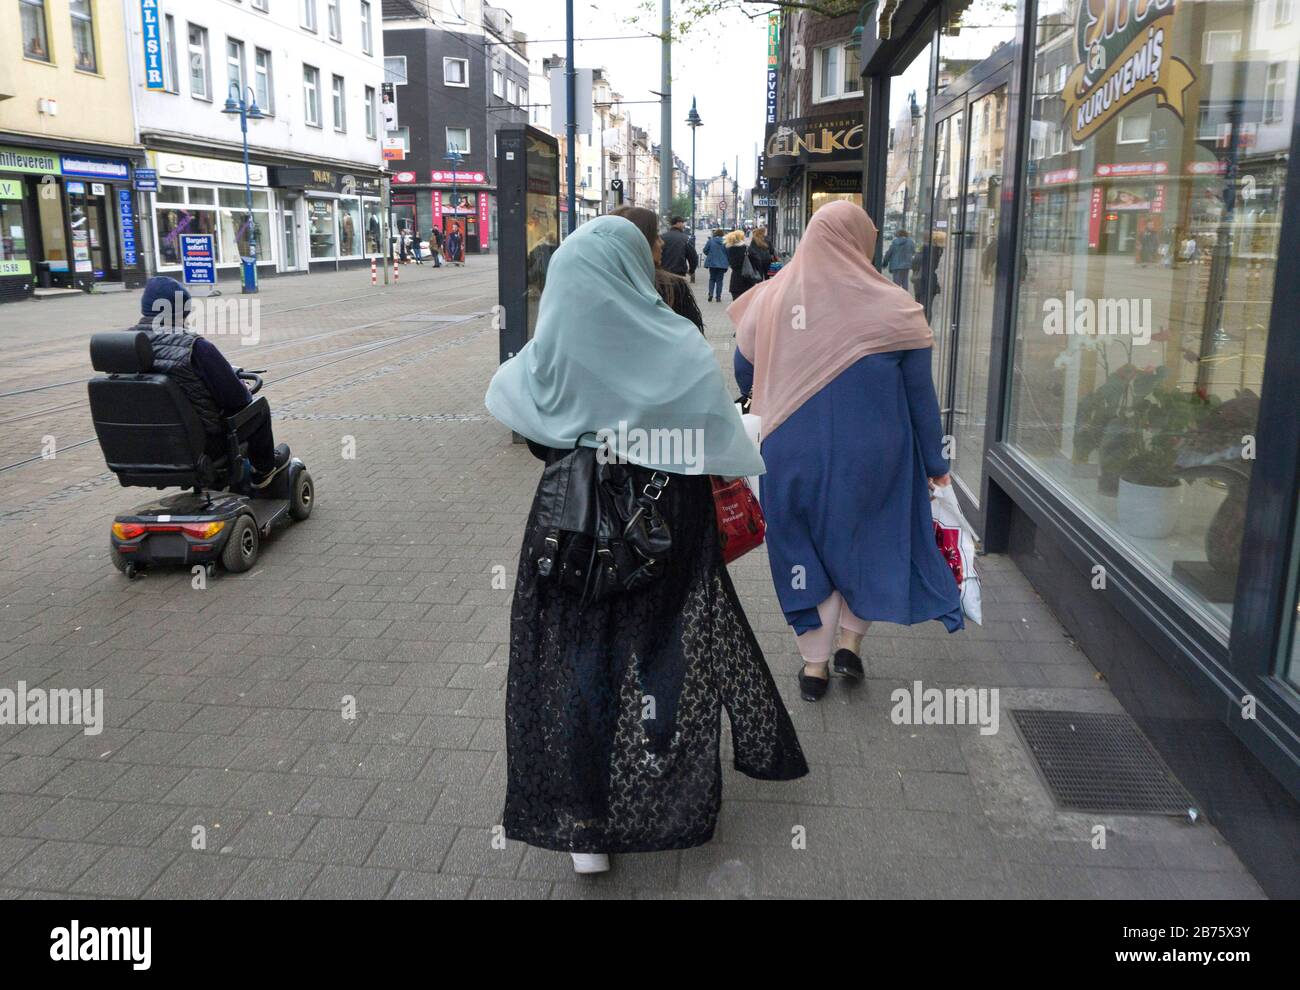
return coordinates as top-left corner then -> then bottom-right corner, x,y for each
504,466 -> 808,854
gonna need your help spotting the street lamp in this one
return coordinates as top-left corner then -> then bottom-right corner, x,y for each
221,84 -> 264,293
720,162 -> 728,227
686,98 -> 702,236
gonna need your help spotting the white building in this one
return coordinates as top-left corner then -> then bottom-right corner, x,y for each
123,0 -> 387,279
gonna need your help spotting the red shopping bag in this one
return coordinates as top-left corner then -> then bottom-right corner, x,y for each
712,476 -> 765,563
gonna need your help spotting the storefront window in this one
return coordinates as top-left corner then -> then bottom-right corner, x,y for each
0,193 -> 30,275
1285,517 -> 1300,692
217,188 -> 273,263
938,0 -> 1018,90
337,196 -> 362,256
307,198 -> 336,259
362,198 -> 383,255
37,184 -> 68,272
1006,0 -> 1298,633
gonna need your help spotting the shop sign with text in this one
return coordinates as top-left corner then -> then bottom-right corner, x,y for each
1061,0 -> 1195,143
764,113 -> 864,170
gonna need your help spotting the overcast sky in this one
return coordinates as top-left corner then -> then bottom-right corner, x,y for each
508,1 -> 771,189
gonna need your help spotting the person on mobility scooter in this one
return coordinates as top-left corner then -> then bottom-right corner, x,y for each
88,276 -> 314,579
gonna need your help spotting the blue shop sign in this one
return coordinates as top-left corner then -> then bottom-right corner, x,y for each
133,168 -> 157,191
141,0 -> 165,91
119,189 -> 138,268
61,154 -> 130,181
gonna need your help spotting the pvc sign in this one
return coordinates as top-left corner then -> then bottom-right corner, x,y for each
180,234 -> 216,284
141,0 -> 165,90
119,190 -> 138,268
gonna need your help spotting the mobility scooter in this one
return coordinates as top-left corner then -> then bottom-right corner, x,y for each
87,331 -> 314,579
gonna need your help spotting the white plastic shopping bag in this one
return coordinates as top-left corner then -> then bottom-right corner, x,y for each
930,484 -> 983,625
734,401 -> 762,501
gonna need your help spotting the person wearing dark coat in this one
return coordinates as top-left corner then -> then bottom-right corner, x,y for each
748,227 -> 776,281
911,230 -> 946,316
701,228 -> 729,302
133,276 -> 289,487
659,216 -> 698,278
429,226 -> 444,267
611,206 -> 704,332
725,230 -> 757,300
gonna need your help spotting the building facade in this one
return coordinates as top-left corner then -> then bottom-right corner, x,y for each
122,0 -> 387,281
765,9 -> 865,257
857,0 -> 1300,896
382,0 -> 529,253
1,0 -> 148,301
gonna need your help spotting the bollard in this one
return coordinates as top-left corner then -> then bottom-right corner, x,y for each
393,258 -> 399,284
370,257 -> 377,286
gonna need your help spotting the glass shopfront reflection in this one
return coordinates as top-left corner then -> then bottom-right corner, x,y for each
1006,0 -> 1298,633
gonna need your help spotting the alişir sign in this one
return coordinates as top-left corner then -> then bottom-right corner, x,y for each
1061,0 -> 1195,144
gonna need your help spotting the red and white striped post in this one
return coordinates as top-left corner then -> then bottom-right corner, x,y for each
392,257 -> 399,284
370,257 -> 377,286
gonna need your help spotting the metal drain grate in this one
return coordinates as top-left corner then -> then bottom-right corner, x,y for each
1011,710 -> 1194,815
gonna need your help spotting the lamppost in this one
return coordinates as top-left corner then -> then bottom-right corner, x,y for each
221,83 -> 264,294
720,162 -> 728,227
686,98 -> 702,235
445,145 -> 463,264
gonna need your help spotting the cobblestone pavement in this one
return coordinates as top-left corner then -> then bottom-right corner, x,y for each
0,261 -> 1263,898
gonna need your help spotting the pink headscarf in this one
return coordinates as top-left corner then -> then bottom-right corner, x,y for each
729,200 -> 933,438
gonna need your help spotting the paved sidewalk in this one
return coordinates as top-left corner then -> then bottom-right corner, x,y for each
0,263 -> 1263,898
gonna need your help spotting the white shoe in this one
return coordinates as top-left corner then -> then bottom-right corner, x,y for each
570,852 -> 610,875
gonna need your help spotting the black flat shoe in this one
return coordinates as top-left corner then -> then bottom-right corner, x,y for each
798,668 -> 830,702
832,648 -> 865,682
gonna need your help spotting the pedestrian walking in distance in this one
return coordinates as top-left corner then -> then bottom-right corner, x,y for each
881,227 -> 916,289
611,205 -> 703,332
429,226 -> 444,268
725,229 -> 758,300
486,215 -> 807,875
702,228 -> 729,302
748,227 -> 777,282
728,200 -> 962,703
659,214 -> 698,280
411,229 -> 424,265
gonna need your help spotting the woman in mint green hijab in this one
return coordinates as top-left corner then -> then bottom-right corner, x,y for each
487,215 -> 806,876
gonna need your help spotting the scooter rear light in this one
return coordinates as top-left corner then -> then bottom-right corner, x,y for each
112,522 -> 146,540
180,521 -> 226,540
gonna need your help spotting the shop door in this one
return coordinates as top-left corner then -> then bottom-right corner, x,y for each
69,184 -> 120,283
282,211 -> 298,271
925,76 -> 1009,507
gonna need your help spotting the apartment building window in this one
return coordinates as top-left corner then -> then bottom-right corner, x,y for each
385,55 -> 407,85
1116,112 -> 1150,144
161,14 -> 179,92
1265,63 -> 1287,123
21,0 -> 50,62
1202,30 -> 1240,63
446,126 -> 470,154
364,85 -> 376,138
814,41 -> 862,102
252,0 -> 269,11
254,48 -> 274,113
226,39 -> 246,100
360,1 -> 373,54
327,0 -> 341,42
70,0 -> 97,72
303,64 -> 321,125
301,0 -> 317,32
445,57 -> 468,87
1279,0 -> 1295,25
332,75 -> 346,131
520,85 -> 528,107
492,69 -> 504,98
188,25 -> 211,100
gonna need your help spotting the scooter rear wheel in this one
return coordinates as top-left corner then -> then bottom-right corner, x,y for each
221,515 -> 260,573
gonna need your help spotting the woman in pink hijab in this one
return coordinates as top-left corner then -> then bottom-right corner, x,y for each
729,200 -> 963,702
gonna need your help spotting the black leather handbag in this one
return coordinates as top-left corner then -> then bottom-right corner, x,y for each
533,438 -> 673,607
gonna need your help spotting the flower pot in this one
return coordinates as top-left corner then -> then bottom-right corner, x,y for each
1117,477 -> 1182,539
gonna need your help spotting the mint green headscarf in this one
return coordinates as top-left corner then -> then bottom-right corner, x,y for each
485,215 -> 764,478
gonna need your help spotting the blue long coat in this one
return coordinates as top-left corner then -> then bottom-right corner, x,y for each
702,235 -> 729,270
735,347 -> 963,635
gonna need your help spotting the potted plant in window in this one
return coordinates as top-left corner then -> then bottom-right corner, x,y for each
1116,381 -> 1215,539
